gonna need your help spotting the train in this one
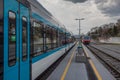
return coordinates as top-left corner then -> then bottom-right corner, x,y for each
0,0 -> 75,80
82,36 -> 91,45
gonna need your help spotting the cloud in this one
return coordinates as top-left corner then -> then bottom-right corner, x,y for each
65,0 -> 88,3
94,0 -> 120,17
38,0 -> 119,34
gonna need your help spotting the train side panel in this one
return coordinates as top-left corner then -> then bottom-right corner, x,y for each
32,46 -> 66,80
32,43 -> 74,80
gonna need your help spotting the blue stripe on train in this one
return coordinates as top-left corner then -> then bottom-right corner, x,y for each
32,43 -> 74,63
32,45 -> 67,63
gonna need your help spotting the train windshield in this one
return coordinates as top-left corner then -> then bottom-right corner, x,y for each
83,36 -> 90,40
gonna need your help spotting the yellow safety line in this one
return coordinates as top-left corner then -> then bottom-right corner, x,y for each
89,60 -> 102,80
83,46 -> 102,80
60,47 -> 76,80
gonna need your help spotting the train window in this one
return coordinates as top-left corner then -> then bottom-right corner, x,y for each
0,0 -> 3,79
33,21 -> 44,56
51,29 -> 53,49
56,30 -> 59,47
46,27 -> 52,50
52,29 -> 57,48
30,21 -> 34,58
8,11 -> 16,66
58,32 -> 61,46
83,36 -> 90,40
22,17 -> 27,61
59,32 -> 64,46
55,30 -> 57,47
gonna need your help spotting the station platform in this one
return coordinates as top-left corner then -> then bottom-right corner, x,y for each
82,44 -> 116,80
47,43 -> 116,80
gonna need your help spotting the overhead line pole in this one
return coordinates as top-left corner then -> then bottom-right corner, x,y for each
75,18 -> 84,45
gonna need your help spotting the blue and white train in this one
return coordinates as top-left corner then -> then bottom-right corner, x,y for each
0,0 -> 75,80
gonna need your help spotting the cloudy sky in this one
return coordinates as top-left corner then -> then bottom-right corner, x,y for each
38,0 -> 120,35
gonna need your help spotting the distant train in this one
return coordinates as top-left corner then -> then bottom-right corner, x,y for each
82,36 -> 91,45
0,0 -> 75,80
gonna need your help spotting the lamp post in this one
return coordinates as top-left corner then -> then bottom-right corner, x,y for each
75,18 -> 84,45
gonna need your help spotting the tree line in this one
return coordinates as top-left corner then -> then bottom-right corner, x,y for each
88,19 -> 120,40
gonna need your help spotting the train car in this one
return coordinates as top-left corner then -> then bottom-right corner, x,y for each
82,36 -> 91,45
0,0 -> 75,80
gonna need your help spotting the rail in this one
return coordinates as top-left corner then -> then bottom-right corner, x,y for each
87,45 -> 120,79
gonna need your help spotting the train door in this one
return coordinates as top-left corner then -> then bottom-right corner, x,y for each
19,3 -> 30,80
4,0 -> 30,80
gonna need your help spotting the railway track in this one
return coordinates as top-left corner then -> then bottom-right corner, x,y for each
92,44 -> 120,55
100,46 -> 120,54
90,45 -> 120,61
87,45 -> 120,80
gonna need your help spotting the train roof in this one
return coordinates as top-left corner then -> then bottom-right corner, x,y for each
27,0 -> 71,35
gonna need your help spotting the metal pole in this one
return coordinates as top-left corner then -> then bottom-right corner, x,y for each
75,18 -> 84,45
79,20 -> 80,44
